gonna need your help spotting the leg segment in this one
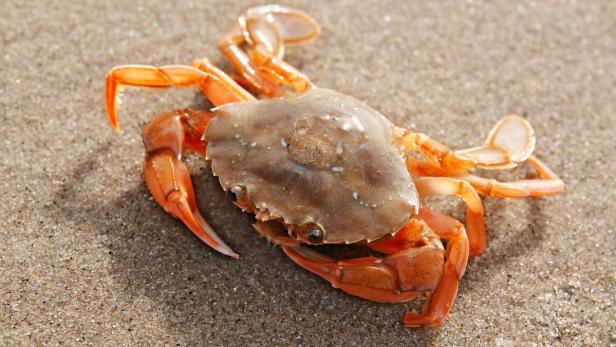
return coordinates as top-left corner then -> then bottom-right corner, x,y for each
415,177 -> 485,257
105,64 -> 254,130
142,109 -> 239,258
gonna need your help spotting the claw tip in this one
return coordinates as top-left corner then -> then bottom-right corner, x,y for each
229,251 -> 240,259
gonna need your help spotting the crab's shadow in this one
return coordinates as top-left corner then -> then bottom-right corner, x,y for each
51,128 -> 553,344
49,143 -> 432,344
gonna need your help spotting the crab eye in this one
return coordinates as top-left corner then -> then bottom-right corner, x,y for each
306,225 -> 323,243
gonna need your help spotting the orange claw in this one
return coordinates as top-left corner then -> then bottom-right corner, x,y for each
141,109 -> 239,258
283,216 -> 469,327
282,245 -> 425,303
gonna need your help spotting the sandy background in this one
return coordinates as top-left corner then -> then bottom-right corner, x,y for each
2,0 -> 615,346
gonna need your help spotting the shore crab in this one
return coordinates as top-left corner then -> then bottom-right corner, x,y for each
104,5 -> 564,327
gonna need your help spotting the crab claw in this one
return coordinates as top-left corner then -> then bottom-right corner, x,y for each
283,246 -> 341,281
282,245 -> 431,303
282,245 -> 409,303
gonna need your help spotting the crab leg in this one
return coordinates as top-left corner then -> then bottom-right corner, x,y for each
415,177 -> 485,257
462,155 -> 565,198
400,130 -> 509,175
105,63 -> 254,131
282,216 -> 468,327
403,208 -> 469,327
219,5 -> 320,96
142,109 -> 239,258
400,115 -> 564,198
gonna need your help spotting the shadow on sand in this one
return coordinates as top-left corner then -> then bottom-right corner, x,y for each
46,129 -> 554,344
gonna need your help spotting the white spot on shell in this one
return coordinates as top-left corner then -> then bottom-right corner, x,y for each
280,138 -> 288,147
331,166 -> 344,173
336,142 -> 343,155
249,142 -> 257,148
352,116 -> 365,131
352,192 -> 359,200
341,120 -> 353,131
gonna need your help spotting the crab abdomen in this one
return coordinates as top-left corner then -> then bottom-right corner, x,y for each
204,88 -> 418,243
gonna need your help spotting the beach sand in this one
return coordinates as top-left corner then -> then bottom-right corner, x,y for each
1,1 -> 614,345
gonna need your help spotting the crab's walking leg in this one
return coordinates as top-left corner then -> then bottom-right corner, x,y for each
402,208 -> 469,327
142,109 -> 239,258
399,116 -> 564,198
282,217 -> 469,327
399,129 -> 506,176
415,177 -> 485,257
105,64 -> 254,131
463,156 -> 565,198
219,5 -> 320,96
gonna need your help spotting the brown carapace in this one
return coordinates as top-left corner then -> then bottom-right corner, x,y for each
104,5 -> 564,327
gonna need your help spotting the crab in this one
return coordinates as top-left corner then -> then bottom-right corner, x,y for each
104,5 -> 564,327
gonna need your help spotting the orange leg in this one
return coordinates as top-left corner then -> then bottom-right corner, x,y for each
415,177 -> 486,257
403,208 -> 469,327
105,63 -> 254,131
219,32 -> 313,97
463,155 -> 565,198
399,129 -> 480,176
398,116 -> 564,199
142,109 -> 239,258
218,5 -> 319,97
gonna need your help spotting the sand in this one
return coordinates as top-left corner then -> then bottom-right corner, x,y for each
1,0 -> 614,345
